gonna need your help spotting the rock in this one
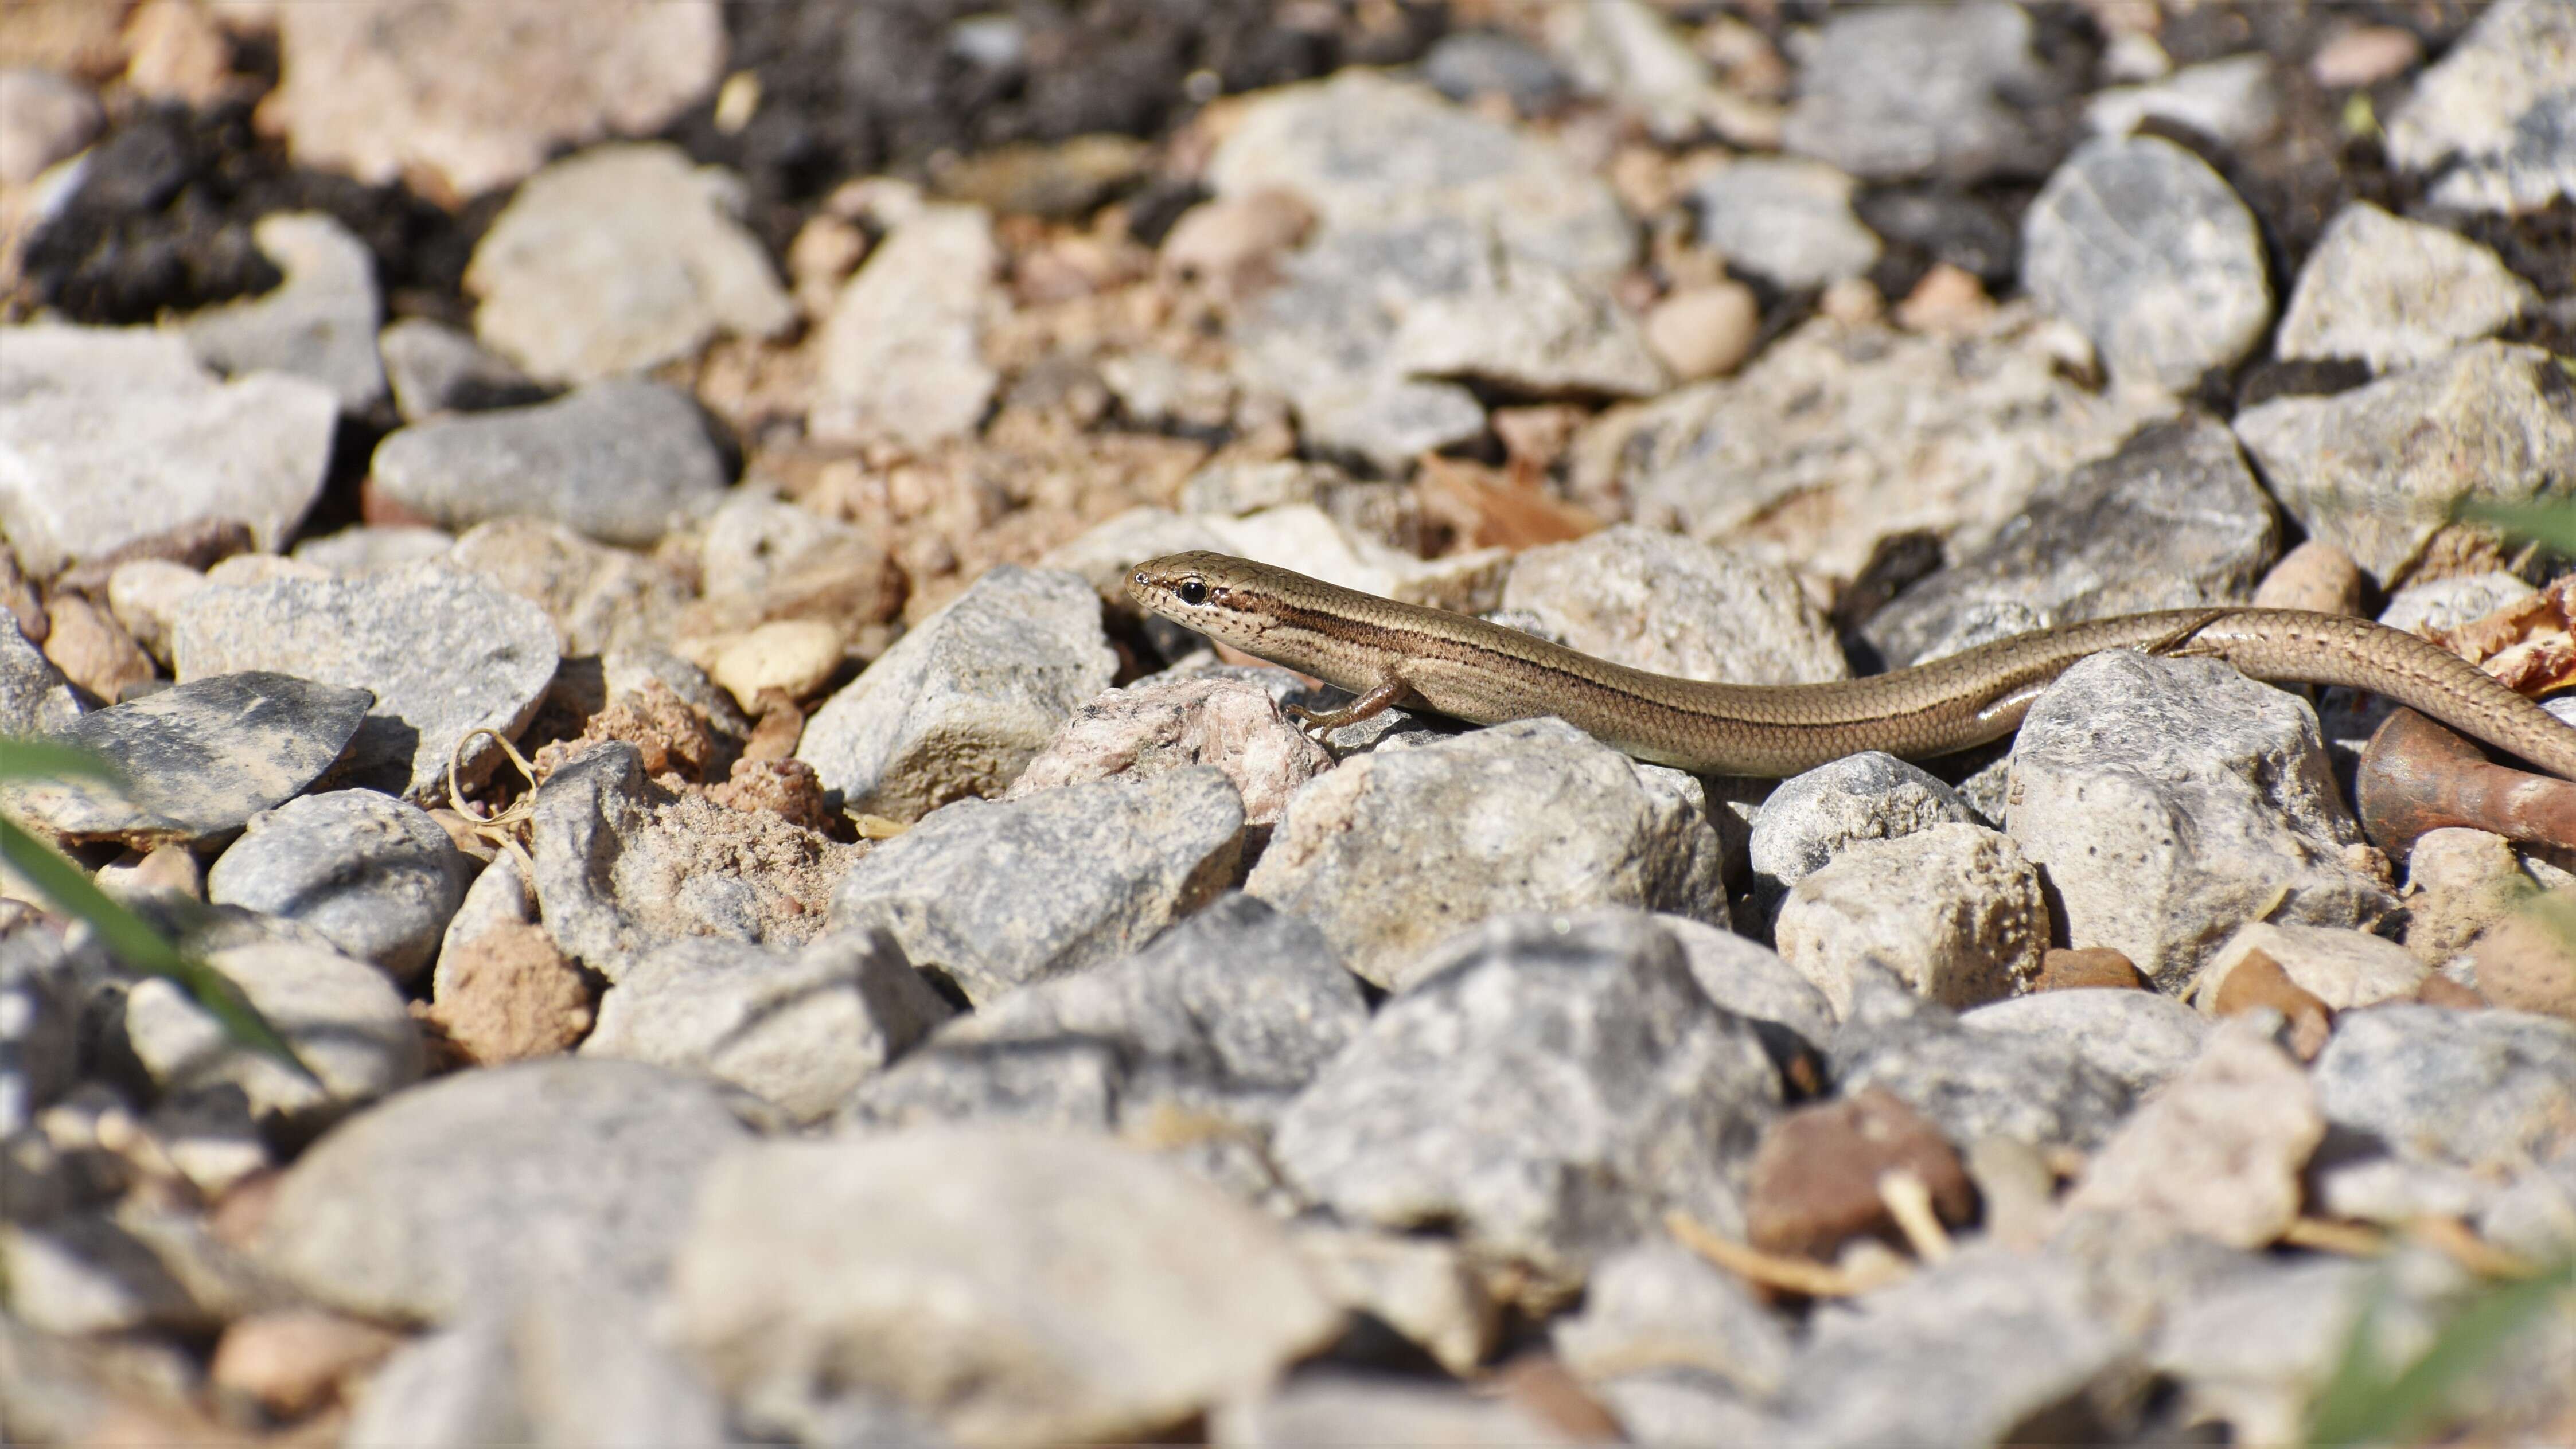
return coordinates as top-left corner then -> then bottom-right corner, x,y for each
830,767 -> 1242,1008
1583,304 -> 2165,580
0,67 -> 99,185
0,673 -> 370,846
1643,282 -> 1761,381
1689,158 -> 1882,289
2022,136 -> 2272,391
1271,911 -> 1780,1299
180,212 -> 385,412
1007,675 -> 1332,829
1158,189 -> 1316,298
1553,1237 -> 1791,1399
696,489 -> 873,602
810,204 -> 999,447
169,561 -> 559,802
2251,539 -> 2367,616
668,1128 -> 1342,1446
852,892 -> 1366,1131
797,564 -> 1114,823
2380,569 -> 2535,636
1202,504 -> 1509,613
1780,3 -> 2052,183
1863,415 -> 2278,668
209,1307 -> 400,1419
2196,922 -> 2427,1011
263,0 -> 724,198
1775,1247 -> 2131,1446
1961,988 -> 2209,1101
377,319 -> 544,422
122,937 -> 421,1131
1655,913 -> 1837,1053
2402,827 -> 2537,965
259,1057 -> 759,1322
0,1216 -> 207,1336
2456,892 -> 2576,1022
2275,204 -> 2538,372
1385,247 -> 1669,400
1744,1087 -> 1974,1262
583,931 -> 950,1120
369,379 -> 730,548
707,619 -> 843,710
0,620 -> 80,736
0,922 -> 78,1137
524,743 -> 859,979
2386,0 -> 2576,212
2312,25 -> 2425,88
2085,54 -> 2281,148
1421,30 -> 1568,115
2311,1003 -> 2576,1172
2234,342 -> 2576,585
206,790 -> 473,982
35,593 -> 150,701
2005,651 -> 2394,989
1545,0 -> 1759,142
1292,1227 -> 1499,1378
0,323 -> 337,577
1097,350 -> 1237,434
467,144 -> 791,384
423,920 -> 593,1065
292,526 -> 455,575
1775,822 -> 2048,1015
929,134 -> 1151,219
104,558 -> 206,665
1829,967 -> 2134,1152
1247,719 -> 1727,990
2065,1019 -> 2321,1248
1215,1373 -> 1583,1447
442,516 -> 692,657
1501,525 -> 1848,687
1748,752 -> 1979,911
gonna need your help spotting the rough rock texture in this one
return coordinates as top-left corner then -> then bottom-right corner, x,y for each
377,318 -> 542,422
1829,967 -> 2133,1152
798,565 -> 1114,823
1553,1238 -> 1792,1399
2310,1005 -> 2576,1173
206,790 -> 472,982
830,767 -> 1244,1007
122,939 -> 421,1132
2085,54 -> 2281,149
180,212 -> 385,412
667,1130 -> 1343,1446
2022,135 -> 2272,390
1748,752 -> 1979,912
1780,3 -> 2052,183
2064,1020 -> 2322,1247
170,562 -> 558,802
2233,342 -> 2576,585
1656,913 -> 1837,1053
1271,911 -> 1781,1299
2196,922 -> 2427,1012
369,380 -> 731,548
1961,988 -> 2209,1101
258,1059 -> 759,1322
1689,158 -> 1882,289
2006,652 -> 2394,989
1500,525 -> 1846,686
2275,204 -> 2538,372
1774,823 -> 2048,1016
1006,675 -> 1333,829
810,204 -> 999,447
0,620 -> 81,736
2385,0 -> 2576,212
1247,719 -> 1728,989
443,517 -> 692,658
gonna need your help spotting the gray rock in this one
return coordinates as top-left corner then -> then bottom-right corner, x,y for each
377,318 -> 544,421
2313,1004 -> 2576,1173
169,561 -> 559,801
1248,718 -> 1727,990
2379,570 -> 2534,636
582,931 -> 952,1121
2064,1019 -> 2322,1248
431,853 -> 533,991
1546,0 -> 1771,145
1689,158 -> 1883,289
1214,1373 -> 1579,1448
0,1216 -> 207,1336
1553,1239 -> 1793,1398
0,67 -> 100,185
1749,753 -> 1978,911
1420,30 -> 1568,114
797,564 -> 1115,822
1829,966 -> 2134,1152
1864,415 -> 2279,669
467,143 -> 792,384
258,1057 -> 761,1322
1385,245 -> 1668,400
1961,988 -> 2210,1101
0,324 -> 337,577
696,487 -> 873,601
810,204 -> 999,446
181,212 -> 385,413
290,526 -> 455,575
1655,914 -> 1836,1052
852,892 -> 1366,1129
0,923 -> 77,1137
1502,525 -> 1848,688
340,1313 -> 523,1448
0,620 -> 81,736
1271,911 -> 1781,1298
2234,342 -> 2576,585
1781,3 -> 2052,182
1593,1370 -> 1787,1447
1586,304 -> 2167,580
1775,822 -> 2048,1016
524,743 -> 859,979
830,767 -> 1244,1007
668,1128 -> 1343,1446
1777,1247 -> 2133,1446
0,673 -> 370,846
2023,136 -> 2273,391
1291,1227 -> 1499,1378
1007,674 -> 1334,829
2386,0 -> 2576,212
442,516 -> 691,657
2196,921 -> 2427,1011
369,377 -> 729,548
2006,651 -> 2394,989
122,938 -> 421,1131
2084,54 -> 2281,149
2276,204 -> 2539,372
206,790 -> 472,982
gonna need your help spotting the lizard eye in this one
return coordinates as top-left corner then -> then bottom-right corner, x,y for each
1177,579 -> 1209,606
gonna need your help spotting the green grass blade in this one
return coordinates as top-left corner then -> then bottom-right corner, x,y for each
2454,497 -> 2576,558
2308,1255 -> 2576,1446
0,737 -> 124,786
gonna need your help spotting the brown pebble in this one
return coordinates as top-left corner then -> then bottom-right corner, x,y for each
2311,24 -> 2422,89
2210,948 -> 2335,1061
2034,947 -> 2147,992
40,593 -> 154,700
424,923 -> 595,1064
210,1308 -> 402,1418
2462,901 -> 2576,1021
1894,263 -> 1995,334
2414,974 -> 2490,1011
741,689 -> 806,762
1490,1354 -> 1623,1443
1745,1087 -> 1976,1262
0,546 -> 46,643
2251,540 -> 2366,617
704,756 -> 839,835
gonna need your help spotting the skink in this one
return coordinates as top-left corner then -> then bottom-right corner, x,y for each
1127,550 -> 2576,780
